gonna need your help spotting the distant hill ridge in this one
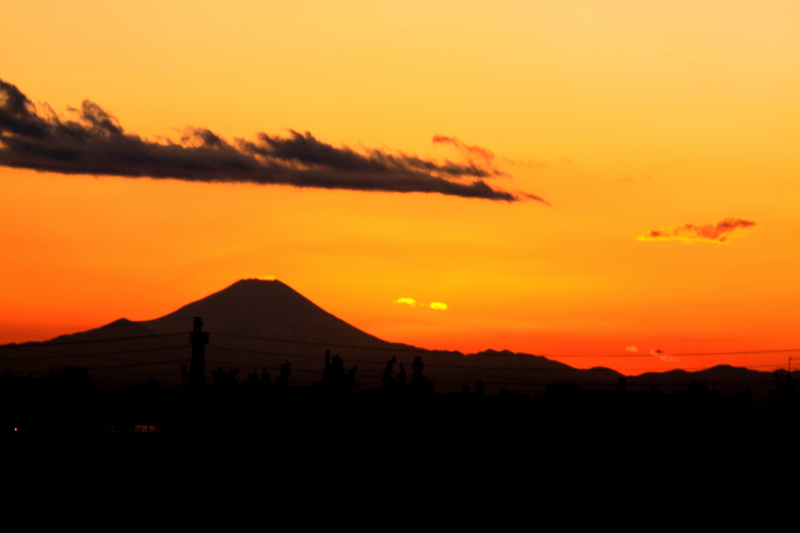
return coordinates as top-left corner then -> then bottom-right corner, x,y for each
0,279 -> 784,400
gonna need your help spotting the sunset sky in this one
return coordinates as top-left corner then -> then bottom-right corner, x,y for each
2,1 -> 799,374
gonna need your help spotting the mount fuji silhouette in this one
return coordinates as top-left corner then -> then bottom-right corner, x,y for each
0,279 -> 777,398
142,278 -> 397,348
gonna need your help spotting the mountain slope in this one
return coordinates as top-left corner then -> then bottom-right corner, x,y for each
46,318 -> 157,343
143,279 -> 394,348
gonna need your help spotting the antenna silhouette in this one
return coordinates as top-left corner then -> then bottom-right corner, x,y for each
188,316 -> 209,387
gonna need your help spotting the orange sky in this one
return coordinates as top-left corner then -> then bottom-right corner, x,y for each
2,1 -> 799,374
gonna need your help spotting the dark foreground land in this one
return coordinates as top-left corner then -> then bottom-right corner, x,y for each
2,365 -> 798,449
3,373 -> 799,496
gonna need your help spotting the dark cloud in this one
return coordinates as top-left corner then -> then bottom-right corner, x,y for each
0,79 -> 550,202
638,218 -> 756,243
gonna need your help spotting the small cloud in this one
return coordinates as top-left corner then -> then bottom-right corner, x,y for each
625,346 -> 638,353
638,218 -> 756,244
651,348 -> 680,363
394,298 -> 447,310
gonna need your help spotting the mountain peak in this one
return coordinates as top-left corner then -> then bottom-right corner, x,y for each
143,278 -> 391,348
232,277 -> 280,284
223,277 -> 285,291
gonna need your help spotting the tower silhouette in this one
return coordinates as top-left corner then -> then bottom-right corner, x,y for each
188,316 -> 209,387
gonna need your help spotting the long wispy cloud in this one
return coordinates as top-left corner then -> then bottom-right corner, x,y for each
432,135 -> 551,206
432,135 -> 498,165
638,218 -> 756,243
0,79 -> 549,202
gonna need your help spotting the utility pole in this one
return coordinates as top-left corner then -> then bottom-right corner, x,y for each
188,316 -> 209,387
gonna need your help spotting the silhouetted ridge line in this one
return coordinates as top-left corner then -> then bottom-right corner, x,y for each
626,379 -> 774,387
209,356 -> 568,381
641,362 -> 794,372
211,332 -> 424,352
208,353 -> 778,386
212,332 -> 800,360
15,353 -> 779,388
670,348 -> 800,356
210,344 -> 574,371
205,345 -> 789,379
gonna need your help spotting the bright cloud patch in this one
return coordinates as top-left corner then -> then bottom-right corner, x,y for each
625,346 -> 638,353
394,298 -> 447,310
638,218 -> 756,243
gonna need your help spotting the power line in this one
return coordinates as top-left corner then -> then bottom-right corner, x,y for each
0,345 -> 187,362
212,332 -> 424,353
0,332 -> 185,349
669,348 -> 800,356
205,331 -> 800,360
208,344 -> 798,377
90,358 -> 189,371
3,324 -> 799,382
209,345 -> 325,361
4,325 -> 800,360
209,344 -> 573,372
203,348 -> 781,387
3,354 -> 782,389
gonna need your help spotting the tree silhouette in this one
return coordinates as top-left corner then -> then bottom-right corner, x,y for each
345,365 -> 359,391
382,356 -> 397,389
324,354 -> 346,387
411,357 -> 433,393
211,367 -> 239,387
276,361 -> 292,388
